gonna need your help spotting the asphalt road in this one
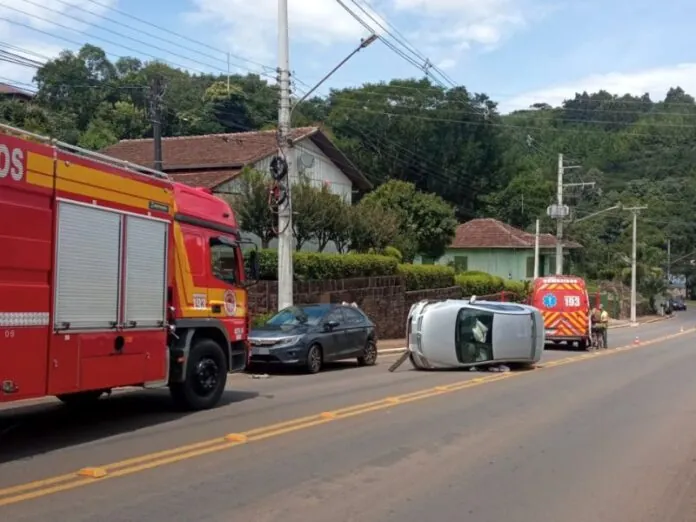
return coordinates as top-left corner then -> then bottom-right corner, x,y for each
0,312 -> 694,521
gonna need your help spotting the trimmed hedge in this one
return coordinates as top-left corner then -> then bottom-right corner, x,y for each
502,279 -> 529,302
252,249 -> 398,280
455,271 -> 505,296
398,264 -> 456,291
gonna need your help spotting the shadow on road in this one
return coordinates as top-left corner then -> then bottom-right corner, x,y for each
0,388 -> 258,464
544,342 -> 586,352
248,360 -> 367,376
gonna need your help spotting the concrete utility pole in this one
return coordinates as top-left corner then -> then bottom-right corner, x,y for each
276,0 -> 294,310
148,74 -> 166,171
624,206 -> 648,326
533,219 -> 540,279
555,154 -> 564,274
547,153 -> 588,275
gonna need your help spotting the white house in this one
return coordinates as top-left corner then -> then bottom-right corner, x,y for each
103,127 -> 371,251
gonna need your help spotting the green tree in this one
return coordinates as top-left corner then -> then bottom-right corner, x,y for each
291,179 -> 327,250
230,168 -> 276,248
361,180 -> 457,260
349,200 -> 400,253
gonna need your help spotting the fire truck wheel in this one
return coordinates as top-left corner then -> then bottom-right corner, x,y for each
56,390 -> 106,407
170,338 -> 227,411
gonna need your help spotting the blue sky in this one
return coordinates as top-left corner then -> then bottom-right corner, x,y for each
1,0 -> 695,112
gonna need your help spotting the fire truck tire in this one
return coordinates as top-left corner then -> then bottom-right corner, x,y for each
170,338 -> 227,411
56,390 -> 106,407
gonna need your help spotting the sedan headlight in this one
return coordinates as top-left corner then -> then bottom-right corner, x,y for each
250,335 -> 304,348
273,335 -> 304,347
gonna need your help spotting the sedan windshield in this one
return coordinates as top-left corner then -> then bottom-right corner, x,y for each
455,308 -> 494,364
266,306 -> 326,327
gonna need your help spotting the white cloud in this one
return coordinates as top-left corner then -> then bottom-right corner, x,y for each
437,58 -> 456,70
187,0 -> 386,66
395,0 -> 529,49
187,0 -> 546,73
499,63 -> 696,113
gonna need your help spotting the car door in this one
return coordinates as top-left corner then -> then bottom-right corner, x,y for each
340,306 -> 369,357
320,308 -> 348,362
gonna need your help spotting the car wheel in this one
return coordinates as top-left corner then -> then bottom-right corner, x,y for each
357,339 -> 378,366
305,343 -> 323,374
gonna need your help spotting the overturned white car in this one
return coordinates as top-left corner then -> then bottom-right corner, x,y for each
405,298 -> 545,370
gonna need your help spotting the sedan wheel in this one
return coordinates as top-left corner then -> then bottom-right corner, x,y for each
357,339 -> 378,366
306,344 -> 323,374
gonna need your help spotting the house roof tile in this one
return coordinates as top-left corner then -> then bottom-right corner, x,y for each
101,127 -> 372,191
0,83 -> 33,97
168,169 -> 243,189
450,218 -> 582,249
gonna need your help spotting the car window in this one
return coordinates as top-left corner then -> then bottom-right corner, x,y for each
266,306 -> 327,326
324,308 -> 345,324
341,307 -> 364,325
455,308 -> 494,364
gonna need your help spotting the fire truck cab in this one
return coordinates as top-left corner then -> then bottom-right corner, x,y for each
0,123 -> 258,411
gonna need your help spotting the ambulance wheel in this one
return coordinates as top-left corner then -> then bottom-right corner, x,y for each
57,390 -> 106,407
170,338 -> 227,411
579,340 -> 589,351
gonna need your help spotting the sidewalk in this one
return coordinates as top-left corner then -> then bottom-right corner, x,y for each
378,314 -> 672,353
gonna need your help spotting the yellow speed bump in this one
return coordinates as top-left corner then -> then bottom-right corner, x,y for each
223,433 -> 248,443
77,468 -> 107,479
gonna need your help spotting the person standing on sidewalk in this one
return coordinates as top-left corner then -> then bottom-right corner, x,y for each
591,304 -> 610,348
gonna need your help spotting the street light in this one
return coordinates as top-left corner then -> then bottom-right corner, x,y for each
290,34 -> 378,116
276,33 -> 378,310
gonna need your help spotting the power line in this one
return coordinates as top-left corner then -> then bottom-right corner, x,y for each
81,0 -> 274,72
42,0 -> 272,76
2,1 -> 275,81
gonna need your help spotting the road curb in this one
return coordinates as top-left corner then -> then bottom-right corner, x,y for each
377,314 -> 676,354
609,314 -> 674,330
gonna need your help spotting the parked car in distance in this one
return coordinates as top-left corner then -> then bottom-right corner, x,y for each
249,303 -> 378,374
406,298 -> 544,370
670,296 -> 687,311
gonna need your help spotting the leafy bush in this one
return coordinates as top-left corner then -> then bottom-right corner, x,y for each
502,279 -> 529,302
383,246 -> 403,263
455,272 -> 506,296
398,264 -> 456,290
252,250 -> 399,280
251,312 -> 274,328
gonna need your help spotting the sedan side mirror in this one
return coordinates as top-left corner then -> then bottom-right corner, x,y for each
325,320 -> 340,330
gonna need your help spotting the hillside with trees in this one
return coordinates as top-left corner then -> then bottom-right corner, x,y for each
3,43 -> 696,295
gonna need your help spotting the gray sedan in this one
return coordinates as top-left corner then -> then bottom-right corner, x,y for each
249,303 -> 378,374
406,298 -> 545,370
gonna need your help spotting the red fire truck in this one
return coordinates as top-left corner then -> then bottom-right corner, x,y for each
0,123 -> 258,410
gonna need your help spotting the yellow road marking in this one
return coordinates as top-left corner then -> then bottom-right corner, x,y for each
0,327 -> 693,508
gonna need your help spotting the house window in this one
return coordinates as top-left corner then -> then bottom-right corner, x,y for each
548,255 -> 557,275
526,256 -> 535,278
453,255 -> 468,273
